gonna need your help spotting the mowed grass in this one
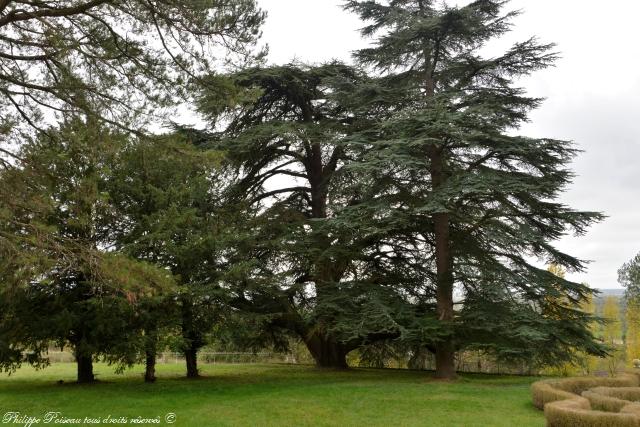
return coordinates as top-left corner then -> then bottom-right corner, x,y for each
0,363 -> 544,426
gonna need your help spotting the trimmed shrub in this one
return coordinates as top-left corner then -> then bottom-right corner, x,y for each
621,403 -> 640,417
589,387 -> 640,402
532,374 -> 640,426
545,399 -> 640,427
531,374 -> 639,410
582,389 -> 630,412
551,375 -> 639,394
532,381 -> 578,410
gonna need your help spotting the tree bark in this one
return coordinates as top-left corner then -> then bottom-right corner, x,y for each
144,329 -> 157,383
303,142 -> 351,369
304,332 -> 349,368
430,147 -> 456,380
144,350 -> 157,383
415,15 -> 456,378
75,353 -> 95,384
184,346 -> 199,378
180,297 -> 201,379
434,338 -> 456,379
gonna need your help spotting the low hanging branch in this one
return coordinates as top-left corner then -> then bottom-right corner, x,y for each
0,0 -> 266,141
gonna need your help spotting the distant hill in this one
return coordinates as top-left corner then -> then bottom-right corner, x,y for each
593,288 -> 625,313
596,288 -> 625,298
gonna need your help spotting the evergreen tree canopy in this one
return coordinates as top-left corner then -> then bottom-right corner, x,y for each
0,0 -> 609,382
0,118 -> 173,380
195,63 -> 426,367
344,0 -> 605,377
0,0 -> 265,158
107,135 -> 233,378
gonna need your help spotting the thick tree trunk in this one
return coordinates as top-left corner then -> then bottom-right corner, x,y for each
430,148 -> 456,380
184,346 -> 199,378
76,353 -> 95,384
304,142 -> 350,369
304,332 -> 349,368
144,329 -> 157,383
417,31 -> 456,378
434,336 -> 456,379
145,350 -> 157,383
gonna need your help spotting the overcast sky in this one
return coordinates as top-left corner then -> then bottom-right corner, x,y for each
257,0 -> 640,289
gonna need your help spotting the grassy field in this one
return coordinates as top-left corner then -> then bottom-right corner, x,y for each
0,363 -> 544,426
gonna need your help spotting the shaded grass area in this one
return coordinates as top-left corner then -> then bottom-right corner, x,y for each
0,363 -> 544,426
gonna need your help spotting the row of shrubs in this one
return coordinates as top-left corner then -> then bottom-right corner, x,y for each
531,372 -> 640,426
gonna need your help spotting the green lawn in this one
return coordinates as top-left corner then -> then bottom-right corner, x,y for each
0,363 -> 544,426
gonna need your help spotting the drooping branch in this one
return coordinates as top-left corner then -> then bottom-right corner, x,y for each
249,186 -> 311,205
0,0 -> 112,27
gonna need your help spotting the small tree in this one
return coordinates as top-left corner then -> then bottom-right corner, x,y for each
603,296 -> 624,376
108,135 -> 230,379
0,118 -> 172,382
621,252 -> 640,370
576,293 -> 600,375
626,301 -> 640,367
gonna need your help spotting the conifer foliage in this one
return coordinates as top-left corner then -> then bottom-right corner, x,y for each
0,0 -> 265,154
0,119 -> 173,381
344,0 -> 604,378
0,0 -> 607,381
196,63 -> 416,368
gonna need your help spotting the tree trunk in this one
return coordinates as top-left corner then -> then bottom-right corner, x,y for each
430,147 -> 456,380
144,350 -> 157,383
304,332 -> 349,368
76,353 -> 95,384
144,329 -> 157,383
184,346 -> 199,378
304,143 -> 350,369
180,297 -> 201,379
435,338 -> 456,379
416,26 -> 456,378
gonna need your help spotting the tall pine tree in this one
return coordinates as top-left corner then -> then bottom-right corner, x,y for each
344,0 -> 604,378
195,63 -> 419,367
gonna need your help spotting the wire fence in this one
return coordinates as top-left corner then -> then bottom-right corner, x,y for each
44,351 -> 299,365
44,350 -> 539,375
